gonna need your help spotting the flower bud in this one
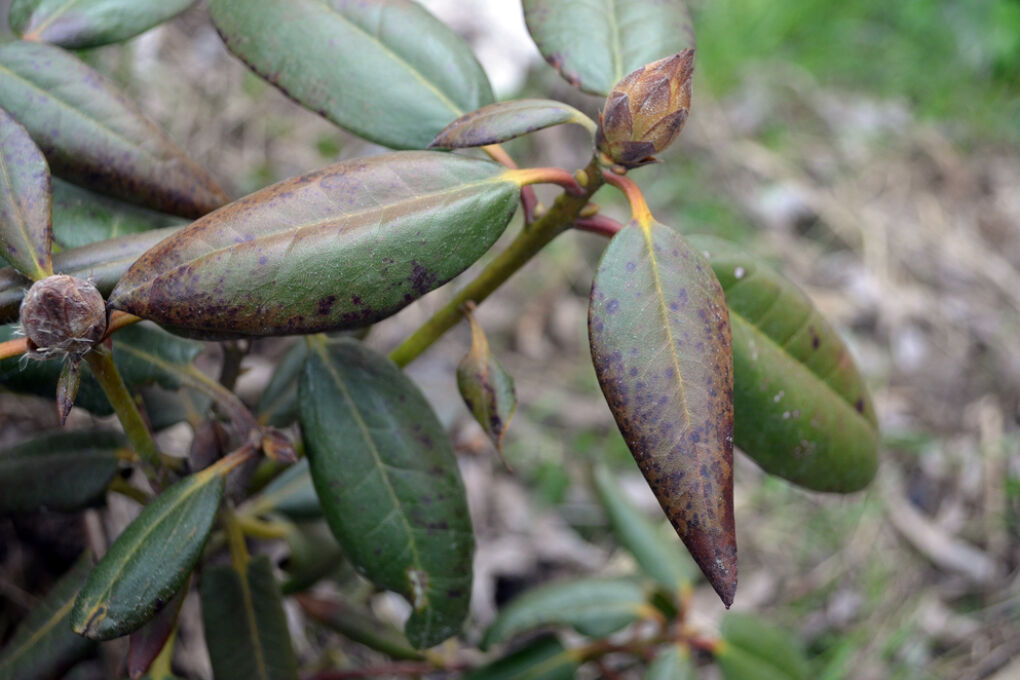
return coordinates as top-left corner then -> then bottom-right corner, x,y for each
20,275 -> 107,360
596,49 -> 694,168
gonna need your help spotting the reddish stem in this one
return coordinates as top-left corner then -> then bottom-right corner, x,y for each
509,167 -> 585,196
602,170 -> 653,227
574,214 -> 625,238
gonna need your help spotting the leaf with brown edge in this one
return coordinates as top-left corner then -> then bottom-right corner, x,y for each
107,152 -> 522,338
0,41 -> 228,218
0,106 -> 51,281
430,99 -> 596,150
457,305 -> 517,456
588,220 -> 737,606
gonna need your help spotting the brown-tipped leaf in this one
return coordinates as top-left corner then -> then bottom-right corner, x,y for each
108,152 -> 520,338
0,41 -> 227,217
11,0 -> 195,49
0,106 -> 51,280
457,308 -> 517,454
589,221 -> 736,606
430,99 -> 596,149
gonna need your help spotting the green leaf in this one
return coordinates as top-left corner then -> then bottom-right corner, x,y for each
0,321 -> 200,416
108,152 -> 521,338
464,635 -> 578,680
589,221 -> 737,606
0,430 -> 122,513
298,595 -> 423,661
256,340 -> 308,428
71,468 -> 225,640
299,337 -> 474,649
645,644 -> 696,680
10,0 -> 195,49
0,226 -> 183,324
457,308 -> 517,454
430,99 -> 596,149
0,106 -> 51,280
523,0 -> 696,96
51,179 -> 185,250
0,555 -> 95,680
482,577 -> 646,648
592,464 -> 694,590
201,555 -> 299,680
716,612 -> 809,680
0,41 -> 227,217
208,0 -> 494,150
687,235 -> 878,492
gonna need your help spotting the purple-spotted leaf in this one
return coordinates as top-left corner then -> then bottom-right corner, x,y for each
10,0 -> 195,49
457,307 -> 517,455
523,0 -> 695,96
0,226 -> 182,324
589,220 -> 737,606
299,338 -> 474,649
0,107 -> 51,280
108,152 -> 522,338
430,99 -> 596,150
687,235 -> 878,492
209,0 -> 494,150
0,41 -> 227,218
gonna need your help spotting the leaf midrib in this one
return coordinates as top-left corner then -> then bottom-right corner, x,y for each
640,224 -> 692,430
602,0 -> 623,84
310,0 -> 462,116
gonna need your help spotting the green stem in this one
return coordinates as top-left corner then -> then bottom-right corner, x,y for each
389,156 -> 605,367
84,344 -> 161,472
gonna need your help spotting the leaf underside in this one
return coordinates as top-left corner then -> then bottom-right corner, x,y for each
0,106 -> 52,280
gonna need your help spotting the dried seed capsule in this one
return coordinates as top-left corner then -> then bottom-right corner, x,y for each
20,274 -> 107,360
596,50 -> 694,169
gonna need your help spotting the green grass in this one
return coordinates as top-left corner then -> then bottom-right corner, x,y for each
693,0 -> 1020,140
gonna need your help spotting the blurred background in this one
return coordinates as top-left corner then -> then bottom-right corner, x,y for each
0,1 -> 1018,678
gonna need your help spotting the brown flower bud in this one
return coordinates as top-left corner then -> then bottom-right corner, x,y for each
20,275 -> 107,360
596,50 -> 694,168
